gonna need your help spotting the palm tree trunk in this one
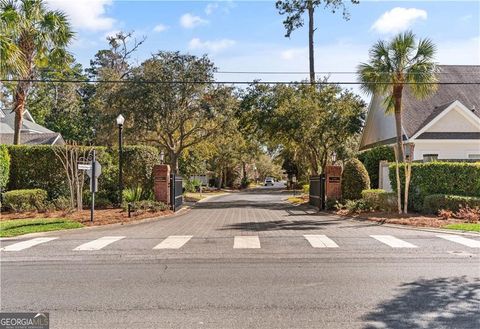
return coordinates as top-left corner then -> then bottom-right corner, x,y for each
13,83 -> 27,145
393,86 -> 404,162
308,2 -> 315,84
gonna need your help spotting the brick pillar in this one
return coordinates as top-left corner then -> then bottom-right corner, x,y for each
153,164 -> 170,205
325,165 -> 342,200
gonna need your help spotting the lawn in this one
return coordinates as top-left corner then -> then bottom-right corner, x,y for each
0,218 -> 83,237
443,223 -> 480,232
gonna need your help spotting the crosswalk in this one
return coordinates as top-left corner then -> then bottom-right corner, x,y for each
1,234 -> 479,252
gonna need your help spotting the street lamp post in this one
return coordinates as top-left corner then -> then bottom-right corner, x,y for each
159,151 -> 165,164
116,114 -> 125,206
331,151 -> 337,164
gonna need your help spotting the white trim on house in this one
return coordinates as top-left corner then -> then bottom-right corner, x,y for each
410,100 -> 480,140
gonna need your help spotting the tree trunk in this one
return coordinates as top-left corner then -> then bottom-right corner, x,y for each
13,84 -> 27,145
393,86 -> 405,162
308,3 -> 315,84
403,162 -> 412,214
393,146 -> 402,214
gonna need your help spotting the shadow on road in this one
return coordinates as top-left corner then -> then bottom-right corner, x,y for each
362,276 -> 480,329
195,200 -> 293,210
219,219 -> 340,231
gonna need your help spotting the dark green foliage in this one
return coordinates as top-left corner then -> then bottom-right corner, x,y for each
389,162 -> 480,211
361,189 -> 397,212
422,194 -> 480,214
341,159 -> 370,200
6,145 -> 159,204
0,145 -> 10,189
3,189 -> 48,212
357,146 -> 395,189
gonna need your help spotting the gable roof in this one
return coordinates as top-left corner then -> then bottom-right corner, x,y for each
360,65 -> 480,150
402,65 -> 480,137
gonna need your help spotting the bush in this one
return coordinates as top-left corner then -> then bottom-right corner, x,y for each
123,200 -> 168,213
302,184 -> 310,195
357,146 -> 395,189
123,187 -> 153,203
390,162 -> 480,211
422,194 -> 480,214
0,145 -> 10,190
52,196 -> 72,211
184,178 -> 202,193
325,198 -> 338,210
3,189 -> 48,212
342,159 -> 370,200
337,199 -> 370,214
361,189 -> 397,212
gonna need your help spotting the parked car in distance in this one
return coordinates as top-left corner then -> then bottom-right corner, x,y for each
264,177 -> 274,186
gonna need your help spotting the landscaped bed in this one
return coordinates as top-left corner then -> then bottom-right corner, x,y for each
0,208 -> 172,228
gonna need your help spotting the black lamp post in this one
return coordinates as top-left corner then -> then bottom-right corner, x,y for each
116,114 -> 125,205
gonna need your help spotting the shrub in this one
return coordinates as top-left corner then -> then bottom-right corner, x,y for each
0,145 -> 10,190
390,162 -> 480,211
302,184 -> 310,195
184,178 -> 202,193
342,159 -> 370,200
3,189 -> 48,212
123,187 -> 153,203
52,196 -> 72,211
123,200 -> 168,213
337,199 -> 370,214
361,189 -> 397,212
325,198 -> 338,210
357,146 -> 395,189
422,194 -> 480,214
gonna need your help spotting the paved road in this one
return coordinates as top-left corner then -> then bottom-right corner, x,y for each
1,186 -> 479,328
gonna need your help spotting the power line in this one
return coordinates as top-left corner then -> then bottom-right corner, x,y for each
1,78 -> 479,85
215,70 -> 480,75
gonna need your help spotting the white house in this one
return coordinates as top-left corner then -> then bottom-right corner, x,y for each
359,65 -> 480,161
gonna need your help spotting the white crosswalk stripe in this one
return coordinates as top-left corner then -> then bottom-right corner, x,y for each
0,237 -> 58,251
234,236 -> 261,249
73,236 -> 125,251
153,236 -> 193,249
437,234 -> 480,248
371,235 -> 417,248
304,235 -> 339,248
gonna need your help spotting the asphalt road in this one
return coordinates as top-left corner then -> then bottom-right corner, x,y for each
1,185 -> 479,329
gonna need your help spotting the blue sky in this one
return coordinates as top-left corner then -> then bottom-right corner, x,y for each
47,0 -> 479,85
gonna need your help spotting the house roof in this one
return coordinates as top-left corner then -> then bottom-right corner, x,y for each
402,65 -> 480,137
360,65 -> 480,150
0,133 -> 64,145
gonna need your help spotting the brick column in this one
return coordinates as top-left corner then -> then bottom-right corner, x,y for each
153,164 -> 170,205
325,165 -> 342,201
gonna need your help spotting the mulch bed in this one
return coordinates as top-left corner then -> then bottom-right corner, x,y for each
339,211 -> 467,229
0,208 -> 172,226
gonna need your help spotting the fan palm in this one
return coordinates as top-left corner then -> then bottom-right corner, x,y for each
358,31 -> 437,162
0,0 -> 74,144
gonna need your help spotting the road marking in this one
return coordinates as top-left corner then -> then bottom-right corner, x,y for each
74,236 -> 125,251
370,235 -> 417,248
437,234 -> 480,248
153,235 -> 193,249
304,235 -> 339,248
234,236 -> 261,249
0,237 -> 58,251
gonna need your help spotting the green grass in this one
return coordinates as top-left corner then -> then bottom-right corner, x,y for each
443,223 -> 480,232
0,218 -> 83,237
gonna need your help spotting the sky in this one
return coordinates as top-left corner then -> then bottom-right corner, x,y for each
45,0 -> 480,88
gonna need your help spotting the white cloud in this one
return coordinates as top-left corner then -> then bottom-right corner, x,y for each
281,48 -> 307,60
205,3 -> 219,15
180,13 -> 209,29
46,0 -> 115,31
371,7 -> 427,34
153,24 -> 169,33
189,38 -> 236,52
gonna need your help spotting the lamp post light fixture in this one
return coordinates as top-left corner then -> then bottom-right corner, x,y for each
116,114 -> 125,205
331,151 -> 337,164
159,151 -> 165,164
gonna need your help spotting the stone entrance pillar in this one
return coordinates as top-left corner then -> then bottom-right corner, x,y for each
325,165 -> 342,201
153,164 -> 170,205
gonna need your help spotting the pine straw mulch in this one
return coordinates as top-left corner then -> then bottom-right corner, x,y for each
338,211 -> 469,229
0,208 -> 173,226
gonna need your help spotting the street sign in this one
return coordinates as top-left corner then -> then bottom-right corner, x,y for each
87,162 -> 102,178
78,163 -> 92,170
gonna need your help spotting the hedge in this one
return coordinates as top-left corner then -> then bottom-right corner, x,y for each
357,146 -> 395,189
6,145 -> 160,203
0,145 -> 10,190
342,159 -> 370,200
423,194 -> 480,214
361,189 -> 397,212
389,162 -> 480,211
2,188 -> 48,212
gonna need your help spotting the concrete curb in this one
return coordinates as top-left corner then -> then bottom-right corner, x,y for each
326,212 -> 480,237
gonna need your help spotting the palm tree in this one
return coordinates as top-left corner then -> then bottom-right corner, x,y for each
0,0 -> 73,144
358,31 -> 437,214
358,31 -> 437,162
